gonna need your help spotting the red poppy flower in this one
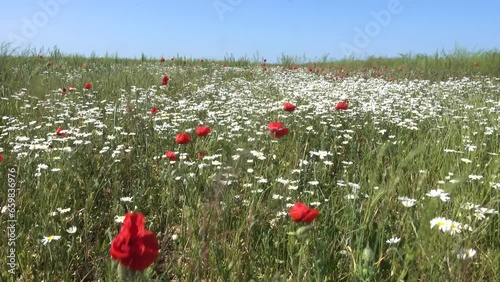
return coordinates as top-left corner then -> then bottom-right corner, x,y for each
283,102 -> 296,112
335,99 -> 349,110
84,83 -> 92,90
171,57 -> 175,61
195,126 -> 211,137
62,87 -> 67,94
0,154 -> 3,163
223,64 -> 227,68
165,151 -> 176,161
289,202 -> 319,223
68,84 -> 76,91
160,57 -> 165,62
175,133 -> 191,144
55,127 -> 66,137
162,76 -> 169,86
151,107 -> 159,115
200,58 -> 204,62
268,122 -> 289,138
47,61 -> 52,66
110,212 -> 159,271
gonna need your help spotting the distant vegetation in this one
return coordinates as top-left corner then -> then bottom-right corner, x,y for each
2,43 -> 500,80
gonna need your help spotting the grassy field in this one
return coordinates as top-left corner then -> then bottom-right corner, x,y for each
1,46 -> 499,281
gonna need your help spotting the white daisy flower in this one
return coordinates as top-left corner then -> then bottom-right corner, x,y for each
386,237 -> 401,244
41,235 -> 61,245
66,226 -> 77,234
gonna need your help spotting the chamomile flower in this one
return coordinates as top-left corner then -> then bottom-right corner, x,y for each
456,248 -> 477,260
37,164 -> 49,170
257,177 -> 268,184
398,196 -> 417,207
114,215 -> 125,223
41,235 -> 61,245
272,194 -> 283,200
430,217 -> 451,232
250,150 -> 266,160
465,144 -> 477,152
449,221 -> 462,235
468,174 -> 483,181
66,226 -> 77,234
460,158 -> 472,164
57,207 -> 71,214
386,237 -> 401,244
275,177 -> 290,185
473,211 -> 486,220
490,182 -> 500,190
425,189 -> 450,202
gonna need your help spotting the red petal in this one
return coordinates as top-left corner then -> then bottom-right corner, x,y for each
110,232 -> 131,260
289,202 -> 308,222
121,212 -> 145,237
289,208 -> 304,222
272,127 -> 289,138
125,231 -> 159,271
301,209 -> 319,223
268,122 -> 283,131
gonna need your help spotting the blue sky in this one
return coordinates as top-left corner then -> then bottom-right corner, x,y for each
1,0 -> 499,62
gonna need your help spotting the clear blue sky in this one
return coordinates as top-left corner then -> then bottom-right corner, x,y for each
1,0 -> 499,62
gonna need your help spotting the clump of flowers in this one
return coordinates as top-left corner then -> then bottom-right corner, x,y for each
430,217 -> 468,235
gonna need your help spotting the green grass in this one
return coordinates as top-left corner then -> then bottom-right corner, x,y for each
0,45 -> 499,281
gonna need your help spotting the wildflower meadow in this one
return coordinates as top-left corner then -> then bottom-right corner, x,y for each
1,45 -> 499,281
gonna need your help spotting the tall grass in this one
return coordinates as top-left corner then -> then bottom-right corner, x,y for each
0,45 -> 499,281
